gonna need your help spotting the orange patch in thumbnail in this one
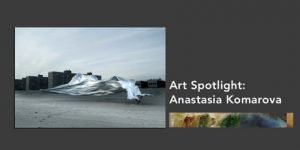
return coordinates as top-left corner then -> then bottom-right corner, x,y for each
287,113 -> 294,128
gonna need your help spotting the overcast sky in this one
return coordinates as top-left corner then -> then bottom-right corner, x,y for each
15,27 -> 165,80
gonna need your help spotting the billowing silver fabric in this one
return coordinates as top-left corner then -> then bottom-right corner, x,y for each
42,73 -> 148,100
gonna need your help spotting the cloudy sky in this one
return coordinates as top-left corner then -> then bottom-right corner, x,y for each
15,27 -> 165,80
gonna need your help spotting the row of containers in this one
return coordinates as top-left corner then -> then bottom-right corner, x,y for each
169,112 -> 294,128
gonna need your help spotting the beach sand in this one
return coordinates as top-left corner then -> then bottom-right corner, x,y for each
15,89 -> 165,128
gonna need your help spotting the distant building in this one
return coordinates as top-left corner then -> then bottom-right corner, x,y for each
25,76 -> 38,90
136,81 -> 148,88
15,78 -> 26,90
25,75 -> 48,90
48,72 -> 65,88
63,70 -> 75,84
147,79 -> 166,88
48,70 -> 75,88
37,75 -> 48,89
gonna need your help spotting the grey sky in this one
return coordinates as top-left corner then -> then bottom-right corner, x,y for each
15,27 -> 165,80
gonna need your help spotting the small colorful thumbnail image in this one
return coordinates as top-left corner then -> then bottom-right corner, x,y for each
169,112 -> 294,128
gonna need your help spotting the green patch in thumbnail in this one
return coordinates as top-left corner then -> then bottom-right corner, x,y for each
219,114 -> 240,128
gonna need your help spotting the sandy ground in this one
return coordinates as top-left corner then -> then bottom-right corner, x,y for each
15,89 -> 165,128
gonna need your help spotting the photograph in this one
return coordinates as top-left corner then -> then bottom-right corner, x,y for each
15,27 -> 166,128
169,112 -> 293,128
